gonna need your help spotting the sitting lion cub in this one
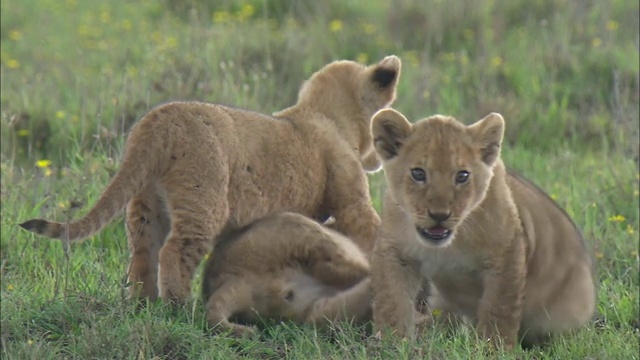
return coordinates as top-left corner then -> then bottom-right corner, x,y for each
19,56 -> 402,304
202,212 -> 371,337
370,108 -> 595,348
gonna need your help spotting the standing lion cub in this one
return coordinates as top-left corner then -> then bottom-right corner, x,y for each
370,108 -> 595,348
19,56 -> 402,304
202,212 -> 371,337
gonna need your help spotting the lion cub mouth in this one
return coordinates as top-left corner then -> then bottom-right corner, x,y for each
416,225 -> 452,245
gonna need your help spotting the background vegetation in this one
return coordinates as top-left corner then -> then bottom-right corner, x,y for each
1,0 -> 638,358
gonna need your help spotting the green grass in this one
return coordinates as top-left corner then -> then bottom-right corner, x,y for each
1,0 -> 638,358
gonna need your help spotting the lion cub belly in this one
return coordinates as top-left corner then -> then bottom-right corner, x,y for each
417,245 -> 483,317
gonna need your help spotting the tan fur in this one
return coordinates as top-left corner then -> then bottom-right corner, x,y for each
201,212 -> 371,337
19,56 -> 402,303
370,108 -> 595,348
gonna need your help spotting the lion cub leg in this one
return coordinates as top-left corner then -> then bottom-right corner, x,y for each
158,162 -> 230,303
246,215 -> 370,290
371,241 -> 423,338
305,278 -> 373,326
304,237 -> 370,289
205,279 -> 257,337
324,167 -> 381,255
521,262 -> 595,347
125,185 -> 170,302
476,235 -> 527,349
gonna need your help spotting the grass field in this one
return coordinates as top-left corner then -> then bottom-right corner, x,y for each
1,0 -> 638,358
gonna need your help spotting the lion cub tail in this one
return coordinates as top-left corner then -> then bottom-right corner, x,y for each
19,187 -> 126,241
19,159 -> 148,241
19,120 -> 167,241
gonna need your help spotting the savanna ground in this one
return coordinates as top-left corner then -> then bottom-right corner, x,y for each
1,0 -> 638,359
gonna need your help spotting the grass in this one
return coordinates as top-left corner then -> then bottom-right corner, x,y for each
1,0 -> 638,358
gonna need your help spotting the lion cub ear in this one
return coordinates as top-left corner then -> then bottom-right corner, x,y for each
371,108 -> 412,160
467,112 -> 505,166
370,55 -> 402,89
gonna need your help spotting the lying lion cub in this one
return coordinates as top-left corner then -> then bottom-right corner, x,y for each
370,108 -> 595,348
202,212 -> 371,337
19,56 -> 402,304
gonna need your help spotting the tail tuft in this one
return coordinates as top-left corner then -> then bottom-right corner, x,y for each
19,219 -> 45,232
19,219 -> 62,238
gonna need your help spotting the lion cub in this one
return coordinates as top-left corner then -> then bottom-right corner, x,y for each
370,108 -> 595,348
202,212 -> 371,337
19,56 -> 402,304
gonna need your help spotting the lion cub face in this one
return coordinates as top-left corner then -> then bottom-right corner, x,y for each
372,109 -> 505,247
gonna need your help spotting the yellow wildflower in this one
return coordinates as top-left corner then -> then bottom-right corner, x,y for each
27,339 -> 34,345
459,53 -> 469,66
626,224 -> 634,235
78,24 -> 89,37
9,30 -> 22,41
357,53 -> 369,64
121,19 -> 132,32
491,56 -> 503,67
166,37 -> 178,49
550,194 -> 558,200
631,250 -> 638,257
444,52 -> 456,62
127,66 -> 138,78
237,4 -> 255,21
594,251 -> 604,259
329,19 -> 343,32
592,38 -> 601,47
608,214 -> 625,223
6,59 -> 20,69
213,11 -> 231,24
606,21 -> 618,31
56,110 -> 65,119
36,160 -> 52,168
361,23 -> 375,34
100,11 -> 110,23
634,190 -> 639,197
7,284 -> 14,291
17,129 -> 29,137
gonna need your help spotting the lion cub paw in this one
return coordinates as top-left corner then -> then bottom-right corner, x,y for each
215,323 -> 257,339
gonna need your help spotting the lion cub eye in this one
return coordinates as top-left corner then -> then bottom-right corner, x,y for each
410,168 -> 426,183
455,170 -> 470,184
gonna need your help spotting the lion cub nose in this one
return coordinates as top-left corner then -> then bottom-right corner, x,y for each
428,211 -> 451,222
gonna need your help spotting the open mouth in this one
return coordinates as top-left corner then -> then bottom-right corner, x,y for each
416,226 -> 452,244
